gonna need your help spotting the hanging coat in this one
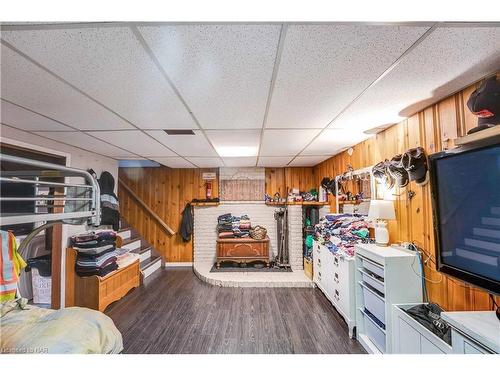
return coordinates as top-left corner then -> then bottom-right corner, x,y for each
98,171 -> 120,231
180,203 -> 193,242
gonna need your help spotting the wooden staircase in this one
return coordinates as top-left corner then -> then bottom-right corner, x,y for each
117,219 -> 162,280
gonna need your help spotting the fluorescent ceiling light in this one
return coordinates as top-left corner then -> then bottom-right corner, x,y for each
216,146 -> 258,157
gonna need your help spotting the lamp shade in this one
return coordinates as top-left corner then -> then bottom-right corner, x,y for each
368,200 -> 396,220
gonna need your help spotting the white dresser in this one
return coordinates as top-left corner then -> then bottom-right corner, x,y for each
392,304 -> 453,354
354,244 -> 423,354
313,240 -> 356,338
442,311 -> 500,354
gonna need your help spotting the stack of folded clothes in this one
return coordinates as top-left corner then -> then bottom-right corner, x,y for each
71,230 -> 119,277
217,213 -> 252,238
217,213 -> 234,238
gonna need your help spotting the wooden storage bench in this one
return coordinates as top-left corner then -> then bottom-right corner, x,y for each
216,236 -> 270,268
65,248 -> 140,312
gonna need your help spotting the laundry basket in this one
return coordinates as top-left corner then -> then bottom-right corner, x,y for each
31,268 -> 52,305
250,226 -> 267,240
27,254 -> 52,305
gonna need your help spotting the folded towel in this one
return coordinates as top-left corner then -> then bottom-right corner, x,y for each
116,253 -> 140,269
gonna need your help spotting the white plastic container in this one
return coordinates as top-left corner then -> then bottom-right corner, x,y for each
364,312 -> 386,353
31,268 -> 52,305
361,257 -> 384,279
362,284 -> 386,325
362,273 -> 385,295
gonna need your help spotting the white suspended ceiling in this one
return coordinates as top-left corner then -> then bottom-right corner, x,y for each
1,22 -> 499,168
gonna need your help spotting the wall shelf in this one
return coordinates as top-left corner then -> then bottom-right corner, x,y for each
265,201 -> 327,206
191,202 -> 220,207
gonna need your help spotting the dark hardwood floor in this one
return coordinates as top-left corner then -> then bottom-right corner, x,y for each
105,268 -> 366,354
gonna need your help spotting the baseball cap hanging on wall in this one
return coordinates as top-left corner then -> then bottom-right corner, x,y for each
466,75 -> 500,134
402,147 -> 429,186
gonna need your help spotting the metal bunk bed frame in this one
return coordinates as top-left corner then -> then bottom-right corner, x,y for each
0,154 -> 101,252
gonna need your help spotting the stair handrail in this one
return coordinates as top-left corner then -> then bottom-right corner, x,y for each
118,178 -> 175,236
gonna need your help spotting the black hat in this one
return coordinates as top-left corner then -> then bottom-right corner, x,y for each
321,177 -> 331,190
467,75 -> 500,128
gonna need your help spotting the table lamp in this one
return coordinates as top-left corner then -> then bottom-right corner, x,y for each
368,200 -> 396,246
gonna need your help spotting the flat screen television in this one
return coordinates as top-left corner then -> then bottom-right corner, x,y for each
429,137 -> 500,295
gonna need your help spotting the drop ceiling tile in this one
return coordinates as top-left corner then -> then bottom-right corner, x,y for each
257,156 -> 294,167
205,130 -> 261,156
151,157 -> 196,168
87,130 -> 176,157
138,24 -> 281,129
288,155 -> 331,166
302,129 -> 371,156
1,100 -> 72,131
145,130 -> 218,157
329,26 -> 500,132
266,25 -> 429,129
34,131 -> 135,158
259,129 -> 319,157
186,157 -> 225,168
1,27 -> 196,129
0,44 -> 133,131
222,157 -> 257,167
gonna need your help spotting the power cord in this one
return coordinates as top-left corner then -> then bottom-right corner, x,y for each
408,243 -> 443,284
406,242 -> 444,303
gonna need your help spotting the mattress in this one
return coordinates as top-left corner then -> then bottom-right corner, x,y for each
0,298 -> 123,354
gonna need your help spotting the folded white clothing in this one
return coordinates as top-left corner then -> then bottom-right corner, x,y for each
116,253 -> 140,269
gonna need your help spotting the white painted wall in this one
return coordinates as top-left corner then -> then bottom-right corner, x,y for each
1,125 -> 119,306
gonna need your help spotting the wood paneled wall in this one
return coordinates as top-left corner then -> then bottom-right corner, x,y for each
119,166 -> 317,263
265,167 -> 317,197
313,77 -> 500,312
118,167 -> 219,263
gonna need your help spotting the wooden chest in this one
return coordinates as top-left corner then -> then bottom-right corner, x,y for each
216,236 -> 270,268
66,248 -> 140,312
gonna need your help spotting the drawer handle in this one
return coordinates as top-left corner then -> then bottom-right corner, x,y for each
318,271 -> 322,277
334,273 -> 339,283
334,258 -> 339,266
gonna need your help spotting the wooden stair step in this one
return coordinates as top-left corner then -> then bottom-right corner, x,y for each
140,255 -> 162,279
132,245 -> 153,263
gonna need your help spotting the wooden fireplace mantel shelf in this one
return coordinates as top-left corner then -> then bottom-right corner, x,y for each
216,236 -> 270,268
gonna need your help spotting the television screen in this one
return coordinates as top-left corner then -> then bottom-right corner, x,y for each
429,141 -> 500,294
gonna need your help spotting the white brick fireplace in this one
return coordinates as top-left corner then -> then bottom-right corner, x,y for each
193,202 -> 310,268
